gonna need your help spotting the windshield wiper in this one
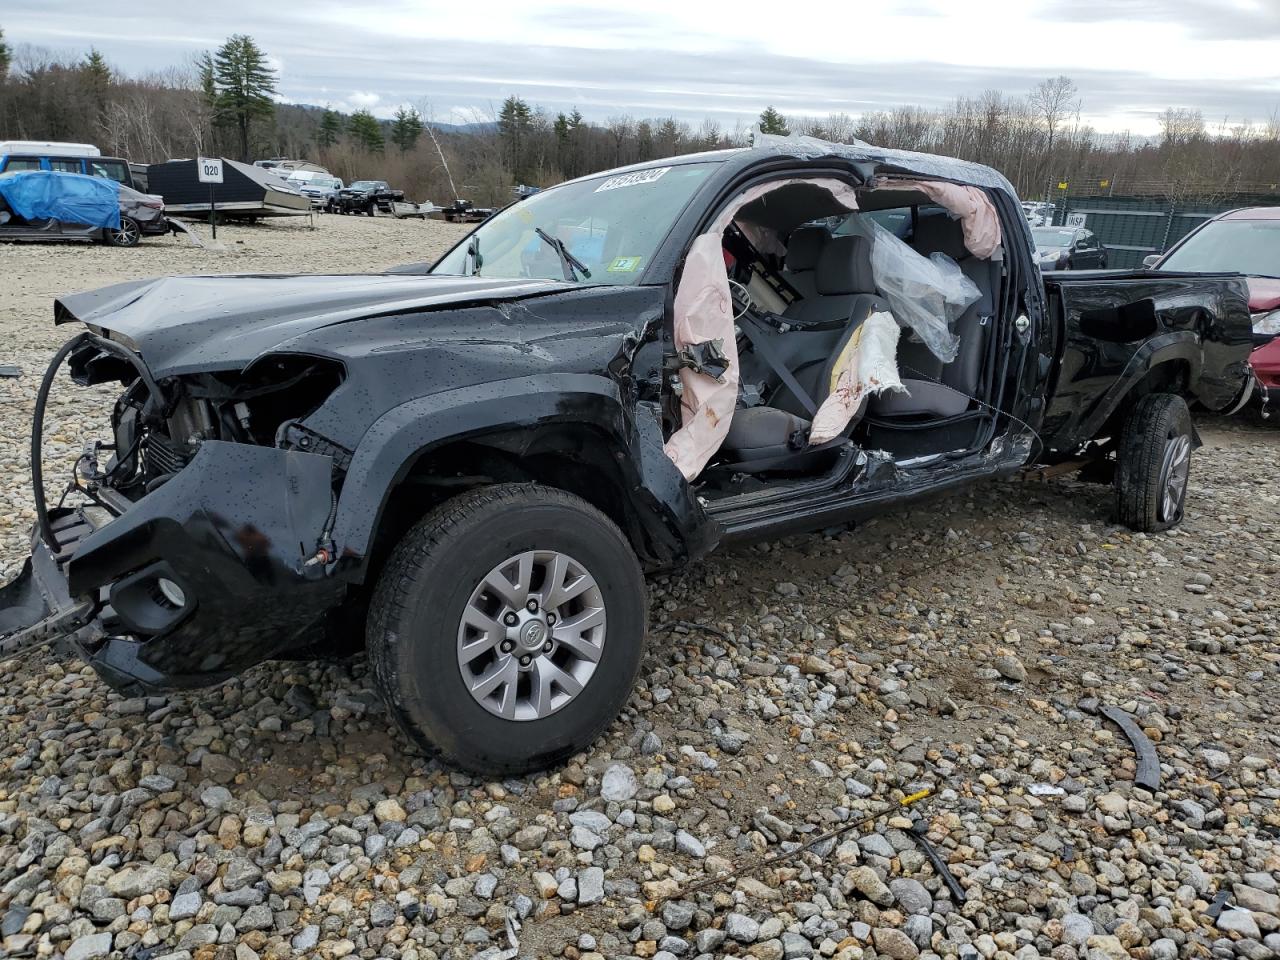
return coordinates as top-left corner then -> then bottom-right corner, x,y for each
534,227 -> 591,282
465,234 -> 482,275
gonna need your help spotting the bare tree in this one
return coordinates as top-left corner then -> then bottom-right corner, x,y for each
1159,107 -> 1205,149
1030,75 -> 1079,156
605,115 -> 633,166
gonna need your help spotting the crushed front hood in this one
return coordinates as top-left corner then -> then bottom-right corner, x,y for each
54,273 -> 570,376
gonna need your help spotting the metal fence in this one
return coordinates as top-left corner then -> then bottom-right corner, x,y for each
1049,194 -> 1280,269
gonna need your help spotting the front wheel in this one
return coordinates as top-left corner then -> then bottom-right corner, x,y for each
106,216 -> 141,247
367,484 -> 647,775
1116,393 -> 1193,532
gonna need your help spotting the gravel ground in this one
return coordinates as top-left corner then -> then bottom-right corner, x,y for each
2,216 -> 1279,960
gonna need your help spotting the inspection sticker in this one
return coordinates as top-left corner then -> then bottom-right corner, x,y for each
594,167 -> 670,192
607,256 -> 643,272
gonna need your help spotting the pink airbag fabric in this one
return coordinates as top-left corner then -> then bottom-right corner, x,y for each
663,178 -> 859,480
874,178 -> 1001,259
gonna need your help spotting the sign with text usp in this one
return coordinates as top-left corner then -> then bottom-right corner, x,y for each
197,157 -> 224,184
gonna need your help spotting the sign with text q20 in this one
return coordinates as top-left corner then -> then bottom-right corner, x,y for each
197,157 -> 224,184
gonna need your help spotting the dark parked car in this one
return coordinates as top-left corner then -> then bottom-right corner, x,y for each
0,171 -> 168,247
0,141 -> 1253,774
1032,225 -> 1107,270
332,180 -> 405,215
1145,206 -> 1280,407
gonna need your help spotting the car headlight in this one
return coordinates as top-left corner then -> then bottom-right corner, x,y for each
1254,309 -> 1280,336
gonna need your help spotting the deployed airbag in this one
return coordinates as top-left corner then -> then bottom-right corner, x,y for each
808,310 -> 904,444
868,221 -> 980,364
664,177 -> 859,480
871,177 -> 1001,259
0,171 -> 121,229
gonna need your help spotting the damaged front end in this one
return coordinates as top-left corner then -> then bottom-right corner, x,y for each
0,331 -> 348,693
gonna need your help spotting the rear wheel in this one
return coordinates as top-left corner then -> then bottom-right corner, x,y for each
106,216 -> 141,247
1116,393 -> 1193,532
367,484 -> 647,775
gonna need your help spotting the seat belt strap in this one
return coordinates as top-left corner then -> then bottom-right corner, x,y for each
738,318 -> 819,417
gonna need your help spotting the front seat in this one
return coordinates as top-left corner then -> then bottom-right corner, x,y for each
869,212 -> 995,418
781,225 -> 828,300
718,235 -> 891,471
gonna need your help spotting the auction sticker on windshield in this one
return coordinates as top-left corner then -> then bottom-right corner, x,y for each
607,256 -> 643,272
594,167 -> 671,192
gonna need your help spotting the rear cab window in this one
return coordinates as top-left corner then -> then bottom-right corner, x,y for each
87,159 -> 130,185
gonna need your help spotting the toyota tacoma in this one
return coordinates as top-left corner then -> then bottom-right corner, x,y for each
0,137 -> 1254,774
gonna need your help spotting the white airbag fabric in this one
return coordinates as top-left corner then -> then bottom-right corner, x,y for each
868,221 -> 980,364
808,310 -> 904,444
664,177 -> 859,480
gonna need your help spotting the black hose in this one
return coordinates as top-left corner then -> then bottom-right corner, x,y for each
32,332 -> 92,547
31,332 -> 168,547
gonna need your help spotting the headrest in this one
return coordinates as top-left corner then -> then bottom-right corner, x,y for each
913,212 -> 969,261
816,234 -> 876,296
785,226 -> 827,273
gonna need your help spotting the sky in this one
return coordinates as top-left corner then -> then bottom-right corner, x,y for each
4,0 -> 1280,136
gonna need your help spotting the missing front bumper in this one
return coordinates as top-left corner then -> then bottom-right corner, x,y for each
2,440 -> 348,691
0,512 -> 98,659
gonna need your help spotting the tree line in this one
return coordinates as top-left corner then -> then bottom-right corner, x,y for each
2,28 -> 1278,208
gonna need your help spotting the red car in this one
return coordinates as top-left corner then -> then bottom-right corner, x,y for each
1148,207 -> 1280,409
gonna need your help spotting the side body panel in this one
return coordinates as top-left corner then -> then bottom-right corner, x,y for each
329,375 -> 715,574
1040,270 -> 1253,449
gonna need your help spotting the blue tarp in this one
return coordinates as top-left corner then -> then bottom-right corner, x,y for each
0,170 -> 120,229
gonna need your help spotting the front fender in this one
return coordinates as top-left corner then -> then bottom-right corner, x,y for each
329,374 -> 716,576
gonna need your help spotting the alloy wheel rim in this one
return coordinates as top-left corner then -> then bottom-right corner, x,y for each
456,550 -> 606,721
1158,432 -> 1191,522
114,219 -> 138,245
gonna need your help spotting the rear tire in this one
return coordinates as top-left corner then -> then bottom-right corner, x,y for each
367,484 -> 647,775
107,216 -> 141,247
1116,393 -> 1193,532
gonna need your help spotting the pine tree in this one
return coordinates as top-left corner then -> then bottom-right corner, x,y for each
656,118 -> 681,157
317,108 -> 342,148
497,95 -> 533,179
758,106 -> 789,136
197,52 -> 216,102
349,109 -> 384,152
553,112 -> 571,174
208,34 -> 278,162
83,48 -> 111,113
636,120 -> 654,161
0,27 -> 10,80
390,106 -> 423,153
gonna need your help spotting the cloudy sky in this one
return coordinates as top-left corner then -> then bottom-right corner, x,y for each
5,0 -> 1279,134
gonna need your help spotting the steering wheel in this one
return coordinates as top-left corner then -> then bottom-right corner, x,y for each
727,278 -> 754,320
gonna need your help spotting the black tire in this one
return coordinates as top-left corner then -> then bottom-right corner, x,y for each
1116,393 -> 1193,532
367,483 -> 647,775
106,216 -> 141,247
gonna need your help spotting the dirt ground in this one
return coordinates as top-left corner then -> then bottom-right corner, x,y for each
1,215 -> 1278,960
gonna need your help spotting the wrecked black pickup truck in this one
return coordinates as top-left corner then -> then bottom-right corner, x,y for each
0,135 -> 1254,774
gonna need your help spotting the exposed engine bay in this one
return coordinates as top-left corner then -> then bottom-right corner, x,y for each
60,338 -> 345,509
